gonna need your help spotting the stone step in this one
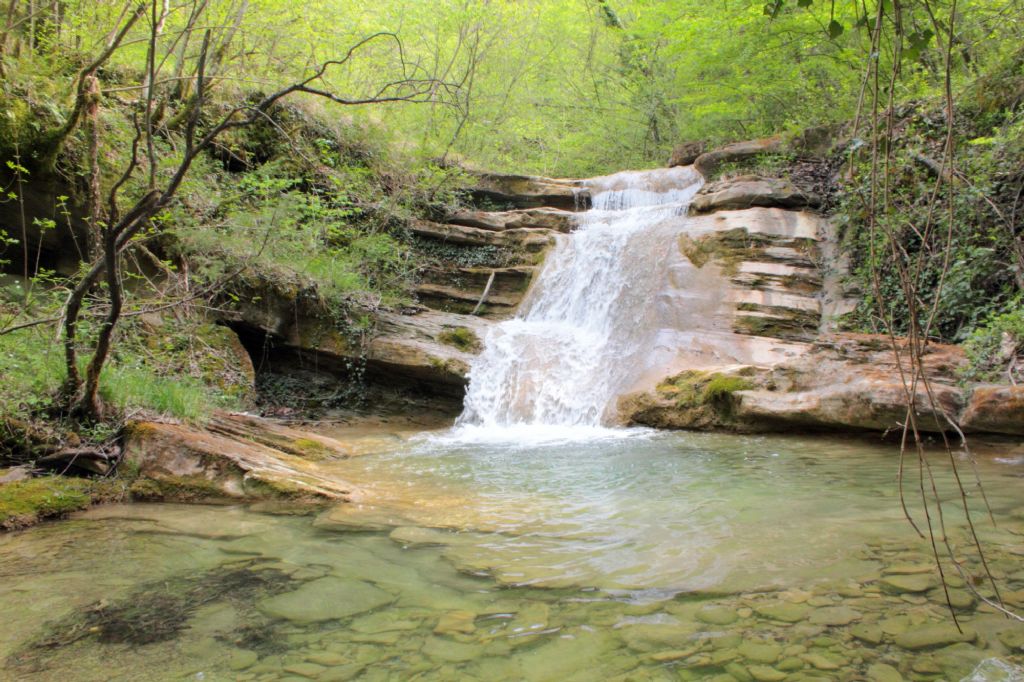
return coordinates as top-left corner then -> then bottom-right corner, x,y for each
419,265 -> 535,295
409,219 -> 555,252
466,172 -> 589,211
414,284 -> 518,318
447,207 -> 574,233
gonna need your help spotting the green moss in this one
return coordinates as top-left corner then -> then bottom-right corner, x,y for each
438,326 -> 482,353
0,477 -> 92,529
702,375 -> 755,402
142,474 -> 229,502
656,370 -> 756,420
733,304 -> 821,341
657,370 -> 709,408
678,229 -> 772,274
290,438 -> 332,461
128,478 -> 165,501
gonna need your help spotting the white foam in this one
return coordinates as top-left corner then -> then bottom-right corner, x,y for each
457,166 -> 703,430
424,423 -> 656,449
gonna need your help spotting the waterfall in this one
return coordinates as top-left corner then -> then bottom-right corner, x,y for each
456,166 -> 703,434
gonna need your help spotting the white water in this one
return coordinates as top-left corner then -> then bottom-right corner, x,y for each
455,166 -> 703,437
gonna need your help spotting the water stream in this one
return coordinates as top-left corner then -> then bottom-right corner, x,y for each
2,433 -> 1024,681
458,167 -> 703,433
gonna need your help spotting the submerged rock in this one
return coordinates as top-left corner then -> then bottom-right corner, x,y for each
738,640 -> 782,664
258,577 -> 393,623
746,664 -> 788,681
867,663 -> 904,682
893,623 -> 976,650
880,574 -> 938,594
754,601 -> 810,623
808,606 -> 861,626
696,605 -> 740,626
422,636 -> 484,663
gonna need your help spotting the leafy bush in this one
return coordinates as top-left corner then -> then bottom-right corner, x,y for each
961,302 -> 1024,382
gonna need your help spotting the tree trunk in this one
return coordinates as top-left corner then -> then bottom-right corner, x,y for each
77,225 -> 122,420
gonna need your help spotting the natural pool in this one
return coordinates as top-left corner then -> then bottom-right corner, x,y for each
2,429 -> 1023,681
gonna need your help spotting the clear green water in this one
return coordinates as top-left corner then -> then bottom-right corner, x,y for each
2,430 -> 1024,681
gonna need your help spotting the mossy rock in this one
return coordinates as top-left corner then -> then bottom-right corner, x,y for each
657,370 -> 755,410
0,477 -> 92,529
679,229 -> 773,274
289,438 -> 333,461
140,474 -> 233,503
652,370 -> 758,428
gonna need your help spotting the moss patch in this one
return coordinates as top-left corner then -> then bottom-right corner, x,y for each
0,476 -> 128,530
702,375 -> 756,402
136,474 -> 230,503
733,303 -> 821,341
658,371 -> 755,409
437,326 -> 482,353
678,229 -> 773,274
290,438 -> 333,461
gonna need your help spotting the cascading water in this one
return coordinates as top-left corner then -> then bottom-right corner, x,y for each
456,166 -> 703,434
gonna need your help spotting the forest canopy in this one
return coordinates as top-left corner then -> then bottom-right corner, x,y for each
3,0 -> 1021,176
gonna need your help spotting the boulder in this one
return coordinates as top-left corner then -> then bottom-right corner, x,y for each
735,381 -> 965,433
961,385 -> 1024,436
668,141 -> 706,167
693,137 -> 785,178
621,334 -> 971,435
258,576 -> 393,623
122,413 -> 357,501
691,176 -> 821,213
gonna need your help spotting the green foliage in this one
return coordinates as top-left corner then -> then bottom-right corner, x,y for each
2,0 -> 1021,176
98,366 -> 219,424
0,302 -> 244,428
961,302 -> 1024,382
839,95 -> 1024,345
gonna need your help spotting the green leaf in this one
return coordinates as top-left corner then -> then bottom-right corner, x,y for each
797,0 -> 813,5
763,0 -> 785,18
828,19 -> 844,39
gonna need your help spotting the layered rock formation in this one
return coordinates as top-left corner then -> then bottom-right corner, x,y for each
615,141 -> 1021,437
223,174 -> 578,401
122,413 -> 357,501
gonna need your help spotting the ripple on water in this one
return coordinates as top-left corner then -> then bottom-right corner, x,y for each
1,431 -> 1024,680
